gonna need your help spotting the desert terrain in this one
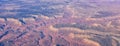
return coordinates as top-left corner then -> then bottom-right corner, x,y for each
0,0 -> 120,46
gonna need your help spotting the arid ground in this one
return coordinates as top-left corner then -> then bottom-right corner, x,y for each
0,0 -> 120,46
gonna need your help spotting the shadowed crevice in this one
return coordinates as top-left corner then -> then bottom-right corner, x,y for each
0,31 -> 9,39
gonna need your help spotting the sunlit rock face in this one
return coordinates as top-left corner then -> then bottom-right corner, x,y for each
0,0 -> 120,46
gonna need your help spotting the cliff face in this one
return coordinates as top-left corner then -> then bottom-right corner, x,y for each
0,0 -> 120,46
